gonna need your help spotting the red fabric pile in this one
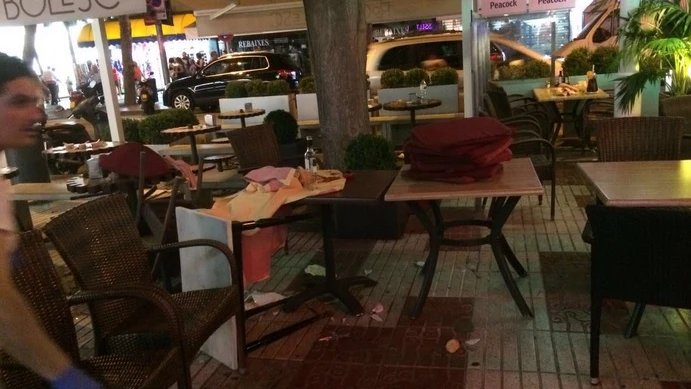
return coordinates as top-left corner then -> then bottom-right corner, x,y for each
403,117 -> 514,183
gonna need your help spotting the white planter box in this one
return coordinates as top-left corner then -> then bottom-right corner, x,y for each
379,84 -> 459,116
296,93 -> 319,121
218,95 -> 291,126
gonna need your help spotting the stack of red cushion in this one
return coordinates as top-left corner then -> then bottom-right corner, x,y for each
403,117 -> 514,183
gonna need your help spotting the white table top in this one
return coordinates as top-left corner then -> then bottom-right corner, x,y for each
384,158 -> 544,202
577,160 -> 691,207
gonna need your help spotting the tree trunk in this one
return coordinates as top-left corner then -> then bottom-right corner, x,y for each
119,16 -> 137,106
23,25 -> 40,72
303,0 -> 368,169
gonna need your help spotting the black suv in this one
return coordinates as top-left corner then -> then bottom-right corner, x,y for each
162,52 -> 303,111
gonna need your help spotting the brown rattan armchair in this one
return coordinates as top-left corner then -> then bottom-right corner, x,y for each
1,230 -> 190,389
227,122 -> 306,173
42,194 -> 246,373
485,82 -> 556,142
659,94 -> 691,158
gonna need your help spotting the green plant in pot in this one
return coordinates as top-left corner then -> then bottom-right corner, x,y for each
300,76 -> 316,94
338,133 -> 405,239
563,47 -> 592,75
263,109 -> 304,161
138,109 -> 199,144
225,81 -> 248,98
245,79 -> 268,97
430,67 -> 458,85
590,46 -> 620,74
380,68 -> 406,88
266,80 -> 290,96
616,0 -> 691,112
405,68 -> 430,87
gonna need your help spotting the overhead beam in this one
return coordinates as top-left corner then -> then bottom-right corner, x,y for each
210,2 -> 238,20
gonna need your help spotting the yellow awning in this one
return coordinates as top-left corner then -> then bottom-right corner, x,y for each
77,14 -> 197,45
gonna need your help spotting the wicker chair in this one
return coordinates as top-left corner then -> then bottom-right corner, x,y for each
227,122 -> 305,173
42,194 -> 246,373
481,101 -> 557,220
582,116 -> 684,338
659,95 -> 691,158
586,206 -> 691,386
485,82 -> 556,142
0,230 -> 189,389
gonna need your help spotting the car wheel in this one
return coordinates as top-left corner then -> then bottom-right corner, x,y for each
172,92 -> 194,110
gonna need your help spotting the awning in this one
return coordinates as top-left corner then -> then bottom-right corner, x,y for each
77,14 -> 197,47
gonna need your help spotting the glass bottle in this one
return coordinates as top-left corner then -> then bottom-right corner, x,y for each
557,70 -> 564,84
419,79 -> 427,103
304,136 -> 317,173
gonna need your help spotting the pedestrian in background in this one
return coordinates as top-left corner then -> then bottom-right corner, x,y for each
41,67 -> 60,105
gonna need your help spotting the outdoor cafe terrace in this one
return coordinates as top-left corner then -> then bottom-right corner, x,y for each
32,155 -> 691,389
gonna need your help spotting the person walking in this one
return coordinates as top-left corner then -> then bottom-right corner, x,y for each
41,67 -> 60,105
0,52 -> 103,389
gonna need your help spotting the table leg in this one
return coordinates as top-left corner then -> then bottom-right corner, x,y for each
241,117 -> 246,128
283,204 -> 377,315
410,110 -> 417,127
189,134 -> 199,165
406,197 -> 532,319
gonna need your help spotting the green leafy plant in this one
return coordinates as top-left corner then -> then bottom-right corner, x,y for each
404,68 -> 430,87
430,67 -> 458,85
590,46 -> 620,74
245,79 -> 267,97
343,133 -> 397,170
300,75 -> 316,93
523,60 -> 551,79
496,64 -> 525,80
263,109 -> 298,145
380,69 -> 406,88
266,80 -> 290,96
123,118 -> 142,143
138,109 -> 199,144
225,81 -> 248,98
563,47 -> 592,75
616,0 -> 691,113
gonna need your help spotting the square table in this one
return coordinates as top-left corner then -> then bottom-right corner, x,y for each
384,158 -> 544,318
275,170 -> 399,315
533,87 -> 610,146
577,160 -> 691,207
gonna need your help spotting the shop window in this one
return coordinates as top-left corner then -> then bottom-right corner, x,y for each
378,46 -> 413,70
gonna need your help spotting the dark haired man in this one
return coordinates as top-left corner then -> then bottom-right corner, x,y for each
0,52 -> 103,389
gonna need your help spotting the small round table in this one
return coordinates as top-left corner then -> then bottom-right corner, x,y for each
382,98 -> 442,126
218,108 -> 266,128
43,141 -> 125,158
161,125 -> 221,164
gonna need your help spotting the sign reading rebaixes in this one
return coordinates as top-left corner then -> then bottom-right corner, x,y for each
0,0 -> 147,26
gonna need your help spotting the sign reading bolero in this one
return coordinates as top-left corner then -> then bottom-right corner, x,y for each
1,0 -> 147,26
478,0 -> 527,17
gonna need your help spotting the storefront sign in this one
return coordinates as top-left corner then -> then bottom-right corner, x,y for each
237,39 -> 270,49
528,0 -> 575,13
0,0 -> 147,26
477,0 -> 528,17
144,0 -> 173,26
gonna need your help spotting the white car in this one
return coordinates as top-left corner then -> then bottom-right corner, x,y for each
366,32 -> 557,92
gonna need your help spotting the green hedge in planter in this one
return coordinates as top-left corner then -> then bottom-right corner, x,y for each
344,133 -> 397,170
496,60 -> 550,80
563,48 -> 592,75
381,69 -> 406,88
300,76 -> 316,93
405,68 -> 430,87
245,79 -> 267,97
266,80 -> 290,96
590,46 -> 620,74
430,67 -> 458,85
123,118 -> 142,143
264,109 -> 298,145
138,109 -> 199,144
225,81 -> 248,98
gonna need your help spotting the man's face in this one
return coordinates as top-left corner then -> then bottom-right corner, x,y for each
0,77 -> 45,149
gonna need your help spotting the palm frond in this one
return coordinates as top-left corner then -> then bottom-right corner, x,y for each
615,70 -> 664,113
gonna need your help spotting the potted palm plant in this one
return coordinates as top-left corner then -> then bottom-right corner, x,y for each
616,0 -> 691,112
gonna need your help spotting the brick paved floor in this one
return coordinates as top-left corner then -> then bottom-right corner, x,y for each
35,155 -> 691,389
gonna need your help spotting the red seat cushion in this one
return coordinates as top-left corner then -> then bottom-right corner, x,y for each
406,117 -> 514,153
99,143 -> 171,178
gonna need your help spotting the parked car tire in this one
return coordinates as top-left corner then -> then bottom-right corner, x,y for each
171,91 -> 194,110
